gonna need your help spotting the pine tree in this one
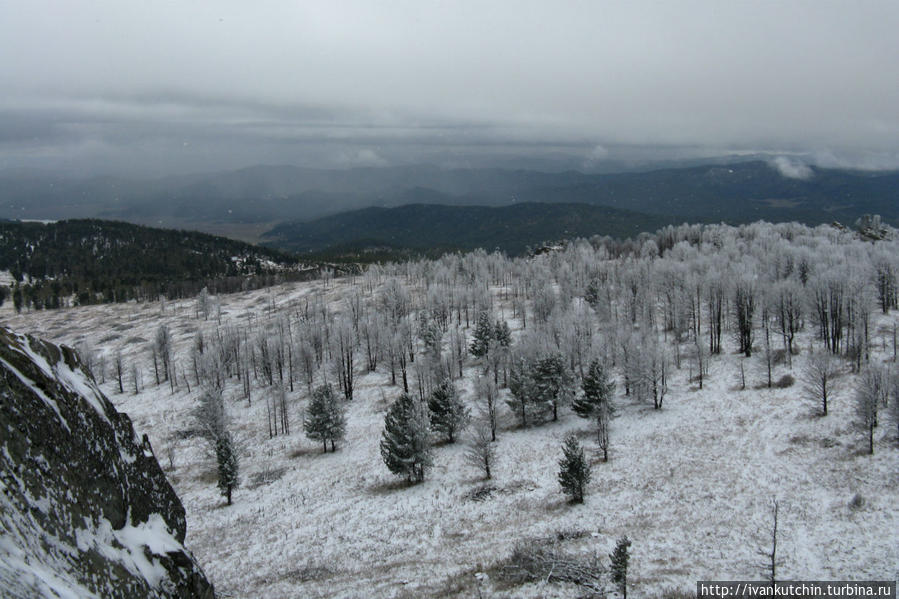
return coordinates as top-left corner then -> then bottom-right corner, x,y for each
584,279 -> 601,308
493,320 -> 512,348
469,311 -> 493,358
215,432 -> 238,506
533,354 -> 575,422
304,384 -> 347,453
573,360 -> 615,461
507,358 -> 535,427
609,535 -> 631,599
380,393 -> 432,483
558,433 -> 590,503
573,359 -> 615,417
428,378 -> 470,443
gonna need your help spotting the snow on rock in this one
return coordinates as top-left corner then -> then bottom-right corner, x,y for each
0,326 -> 214,599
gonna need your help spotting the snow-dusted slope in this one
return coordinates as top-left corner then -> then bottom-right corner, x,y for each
0,327 -> 214,599
6,279 -> 897,598
4,221 -> 898,597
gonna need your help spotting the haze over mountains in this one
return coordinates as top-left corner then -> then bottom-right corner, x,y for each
1,159 -> 897,255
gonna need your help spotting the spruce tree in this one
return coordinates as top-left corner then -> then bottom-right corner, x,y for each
585,279 -> 601,308
304,384 -> 347,453
493,320 -> 512,348
558,433 -> 590,503
469,311 -> 493,358
610,535 -> 631,599
428,378 -> 469,443
507,358 -> 535,427
574,360 -> 615,461
380,393 -> 432,483
215,432 -> 238,506
533,354 -> 575,422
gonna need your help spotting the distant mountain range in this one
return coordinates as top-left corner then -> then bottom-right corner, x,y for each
0,160 -> 896,254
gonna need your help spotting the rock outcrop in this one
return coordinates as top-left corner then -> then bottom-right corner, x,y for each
0,327 -> 214,598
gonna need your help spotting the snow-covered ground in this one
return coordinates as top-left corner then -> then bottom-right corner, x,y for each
3,270 -> 898,598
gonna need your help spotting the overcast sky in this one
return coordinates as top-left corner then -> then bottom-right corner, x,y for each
1,1 -> 898,175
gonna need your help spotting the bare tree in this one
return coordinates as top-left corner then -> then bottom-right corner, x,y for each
154,324 -> 174,388
757,497 -> 783,589
733,278 -> 756,357
856,366 -> 884,454
196,286 -> 211,320
130,363 -> 142,395
465,419 -> 496,480
475,376 -> 499,442
801,351 -> 841,416
773,279 -> 802,366
891,368 -> 899,444
113,349 -> 125,394
332,317 -> 356,401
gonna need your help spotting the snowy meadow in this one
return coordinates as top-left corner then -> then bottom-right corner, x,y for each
4,221 -> 898,598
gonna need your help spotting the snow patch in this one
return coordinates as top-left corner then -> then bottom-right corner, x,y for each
0,356 -> 70,433
75,513 -> 183,589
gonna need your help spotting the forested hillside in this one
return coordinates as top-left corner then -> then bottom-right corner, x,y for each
0,219 -> 322,310
262,202 -> 671,255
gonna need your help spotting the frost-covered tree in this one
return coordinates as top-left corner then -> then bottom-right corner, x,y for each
706,270 -> 727,355
332,317 -> 356,401
475,376 -> 499,441
558,433 -> 590,503
872,252 -> 898,314
380,392 -> 432,483
644,342 -> 669,410
891,369 -> 899,443
573,360 -> 615,461
757,498 -> 781,587
194,387 -> 226,441
266,383 -> 290,438
801,351 -> 841,416
773,279 -> 803,365
532,280 -> 557,324
427,378 -> 469,443
809,273 -> 847,354
196,286 -> 211,320
154,324 -> 174,387
195,387 -> 238,505
465,419 -> 496,480
418,314 -> 443,359
609,535 -> 631,599
733,278 -> 756,357
304,384 -> 347,453
856,366 -> 884,454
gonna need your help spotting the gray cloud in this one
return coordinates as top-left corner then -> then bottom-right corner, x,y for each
1,1 -> 898,175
